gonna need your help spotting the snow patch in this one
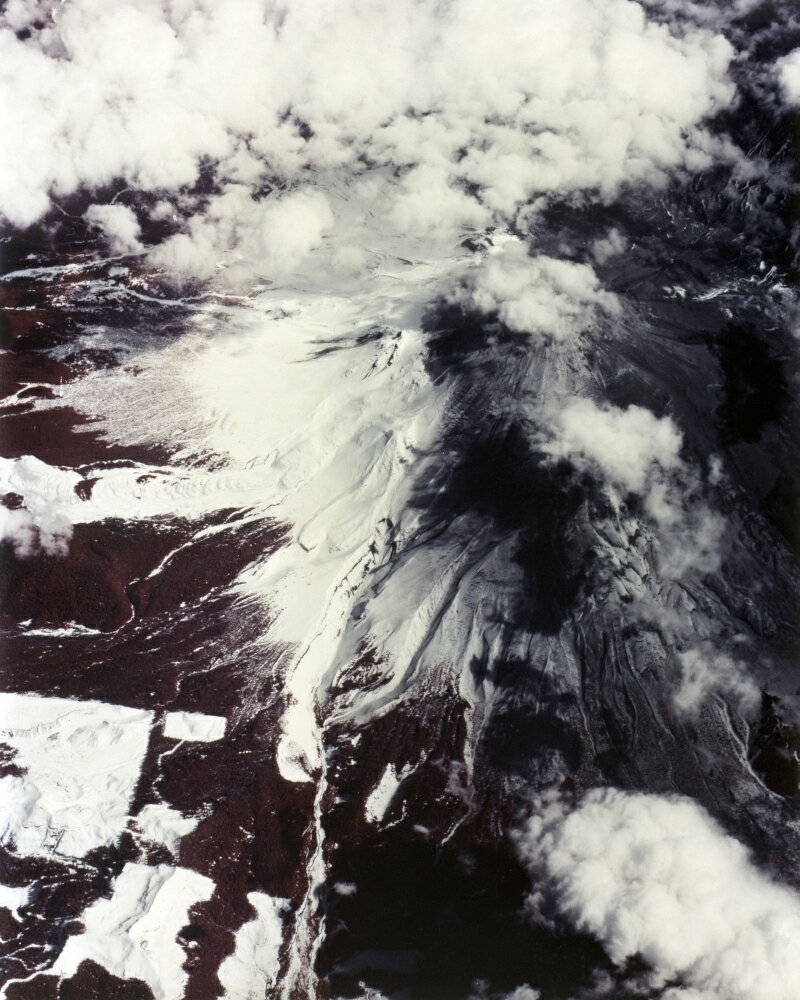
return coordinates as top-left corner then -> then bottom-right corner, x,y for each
20,623 -> 102,638
365,764 -> 412,824
53,863 -> 214,1000
0,883 -> 30,921
0,693 -> 152,858
163,711 -> 226,742
276,730 -> 317,784
219,892 -> 289,1000
133,804 -> 199,857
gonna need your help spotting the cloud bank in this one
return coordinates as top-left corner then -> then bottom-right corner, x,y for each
0,0 -> 740,279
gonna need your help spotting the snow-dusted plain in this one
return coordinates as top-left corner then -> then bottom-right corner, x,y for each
1,1 -> 799,999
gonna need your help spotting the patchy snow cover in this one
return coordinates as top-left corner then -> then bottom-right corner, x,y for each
218,892 -> 289,1000
53,863 -> 214,1000
19,623 -> 103,638
2,224 -> 453,788
0,452 -> 264,529
163,711 -> 226,742
0,883 -> 30,921
0,693 -> 152,858
0,4 -> 790,1000
133,804 -> 199,857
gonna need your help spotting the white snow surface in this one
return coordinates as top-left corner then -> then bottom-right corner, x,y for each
0,693 -> 152,858
52,862 -> 214,1000
133,804 -> 199,857
218,892 -> 289,1000
19,623 -> 102,638
2,221 -> 458,787
365,764 -> 413,824
163,711 -> 226,742
0,450 -> 262,528
0,883 -> 30,921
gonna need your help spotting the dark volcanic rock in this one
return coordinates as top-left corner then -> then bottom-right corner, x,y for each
6,962 -> 155,1000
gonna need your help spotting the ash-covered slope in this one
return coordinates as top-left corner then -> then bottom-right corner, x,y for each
1,2 -> 799,1000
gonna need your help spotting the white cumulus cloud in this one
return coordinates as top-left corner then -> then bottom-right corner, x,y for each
517,788 -> 800,1000
0,0 -> 741,280
674,645 -> 761,718
0,456 -> 77,558
84,203 -> 143,254
147,186 -> 334,280
776,49 -> 800,106
548,399 -> 683,493
453,239 -> 621,340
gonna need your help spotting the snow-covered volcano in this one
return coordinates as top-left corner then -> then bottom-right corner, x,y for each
1,2 -> 799,999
